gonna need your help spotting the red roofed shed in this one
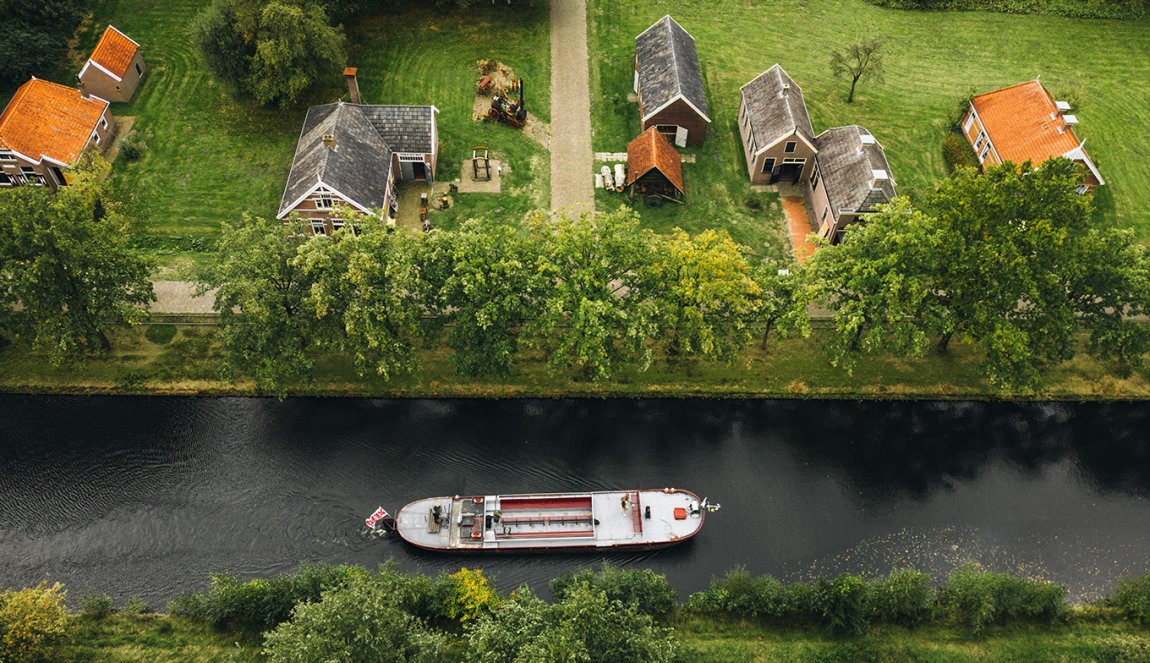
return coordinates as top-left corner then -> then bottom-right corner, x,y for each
626,127 -> 684,206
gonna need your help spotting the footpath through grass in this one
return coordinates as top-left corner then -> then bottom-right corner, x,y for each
588,0 -> 1150,241
2,322 -> 1148,398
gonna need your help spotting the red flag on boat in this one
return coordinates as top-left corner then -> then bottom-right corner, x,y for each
365,506 -> 389,529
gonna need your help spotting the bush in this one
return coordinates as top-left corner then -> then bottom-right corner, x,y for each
119,136 -> 144,162
943,132 -> 978,171
78,593 -> 114,619
860,0 -> 1147,19
551,563 -> 678,616
940,565 -> 1067,633
870,568 -> 934,627
144,324 -> 177,345
0,582 -> 70,663
444,568 -> 498,622
122,596 -> 149,614
1100,635 -> 1150,663
1114,574 -> 1150,625
812,575 -> 872,636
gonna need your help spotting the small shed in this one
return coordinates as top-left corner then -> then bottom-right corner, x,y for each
77,26 -> 145,103
626,127 -> 684,206
634,16 -> 710,147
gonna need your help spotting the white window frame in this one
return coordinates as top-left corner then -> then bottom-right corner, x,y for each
761,157 -> 775,174
0,151 -> 15,162
314,193 -> 335,209
784,141 -> 797,154
1075,184 -> 1089,195
100,117 -> 108,129
397,153 -> 425,162
810,163 -> 820,189
979,143 -> 990,162
20,166 -> 44,186
92,131 -> 101,145
963,113 -> 975,133
974,131 -> 987,151
310,219 -> 328,236
0,172 -> 12,186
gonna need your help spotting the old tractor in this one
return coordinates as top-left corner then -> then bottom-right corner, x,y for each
487,79 -> 526,128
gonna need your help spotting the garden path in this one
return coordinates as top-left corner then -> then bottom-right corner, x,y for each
549,0 -> 594,214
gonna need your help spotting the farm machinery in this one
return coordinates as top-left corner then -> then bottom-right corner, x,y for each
487,79 -> 526,128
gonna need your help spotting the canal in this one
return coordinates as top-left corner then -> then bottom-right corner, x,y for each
1,396 -> 1148,606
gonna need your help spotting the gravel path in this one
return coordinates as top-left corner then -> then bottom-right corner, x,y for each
150,281 -> 216,314
550,0 -> 594,214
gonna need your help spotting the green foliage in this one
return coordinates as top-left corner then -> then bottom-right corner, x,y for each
942,132 -> 978,171
550,563 -> 678,616
78,594 -> 114,620
144,324 -> 178,345
869,568 -> 934,627
191,0 -> 256,95
0,582 -> 70,663
0,0 -> 88,89
444,568 -> 498,623
467,584 -> 676,663
121,597 -> 149,615
169,562 -> 365,631
0,162 -> 154,365
1113,574 -> 1150,625
1100,634 -> 1150,663
752,261 -> 811,350
940,564 -> 1068,634
527,209 -> 662,381
829,38 -> 884,103
262,573 -> 447,663
861,0 -> 1148,19
685,568 -> 796,620
812,575 -> 872,636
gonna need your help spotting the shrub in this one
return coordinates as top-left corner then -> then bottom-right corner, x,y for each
812,575 -> 872,636
1099,634 -> 1150,663
942,132 -> 978,171
78,593 -> 114,619
940,565 -> 1067,633
551,563 -> 678,616
444,568 -> 498,622
122,596 -> 149,614
144,324 -> 177,345
859,0 -> 1147,19
870,568 -> 934,627
0,582 -> 70,663
1114,574 -> 1150,625
118,134 -> 145,161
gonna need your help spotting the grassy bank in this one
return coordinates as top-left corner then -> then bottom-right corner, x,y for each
588,0 -> 1150,240
1,322 -> 1148,398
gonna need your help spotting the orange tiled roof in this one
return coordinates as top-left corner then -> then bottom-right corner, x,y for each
88,26 -> 139,79
972,80 -> 1082,166
626,127 -> 683,193
0,79 -> 108,165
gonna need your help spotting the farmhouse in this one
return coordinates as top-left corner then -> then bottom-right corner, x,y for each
626,126 -> 684,205
78,26 -> 146,103
962,79 -> 1103,193
809,126 -> 896,243
738,64 -> 817,185
0,78 -> 114,190
634,15 -> 710,147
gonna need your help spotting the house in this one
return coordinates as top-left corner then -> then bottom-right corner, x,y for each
78,26 -> 145,103
962,79 -> 1103,193
633,16 -> 710,147
626,126 -> 684,205
0,78 -> 114,190
278,74 -> 438,235
738,64 -> 817,185
809,126 -> 896,243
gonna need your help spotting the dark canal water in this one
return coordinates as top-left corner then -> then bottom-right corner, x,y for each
1,396 -> 1149,607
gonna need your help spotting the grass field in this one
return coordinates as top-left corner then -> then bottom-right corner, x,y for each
588,0 -> 1150,244
14,0 -> 551,273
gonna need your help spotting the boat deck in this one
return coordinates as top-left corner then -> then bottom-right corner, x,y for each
395,489 -> 704,551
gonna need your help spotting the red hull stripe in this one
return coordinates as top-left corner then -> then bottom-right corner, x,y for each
499,496 -> 592,510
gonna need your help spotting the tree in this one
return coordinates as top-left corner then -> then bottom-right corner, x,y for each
467,584 -> 676,663
191,0 -> 255,95
0,582 -> 70,663
654,229 -> 760,361
0,0 -> 88,89
751,260 -> 810,350
527,209 -> 661,381
0,163 -> 154,364
829,39 -> 884,103
262,575 -> 447,662
198,214 -> 321,394
444,568 -> 498,623
249,1 -> 346,106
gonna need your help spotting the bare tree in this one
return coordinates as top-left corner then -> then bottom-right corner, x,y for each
830,39 -> 884,103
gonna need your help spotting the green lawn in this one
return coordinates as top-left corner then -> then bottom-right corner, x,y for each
588,0 -> 1150,242
34,0 -> 551,272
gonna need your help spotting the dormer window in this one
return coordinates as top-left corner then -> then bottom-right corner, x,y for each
784,141 -> 797,153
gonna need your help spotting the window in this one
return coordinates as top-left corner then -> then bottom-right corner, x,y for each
0,151 -> 15,162
761,158 -> 775,174
0,173 -> 11,186
101,117 -> 108,129
979,143 -> 990,162
810,164 -> 820,189
21,166 -> 44,186
310,220 -> 328,236
315,194 -> 334,209
135,62 -> 142,76
974,131 -> 987,151
1075,184 -> 1089,195
784,141 -> 797,153
963,113 -> 975,133
92,131 -> 101,145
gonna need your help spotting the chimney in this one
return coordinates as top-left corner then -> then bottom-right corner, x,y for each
344,67 -> 361,104
323,133 -> 336,149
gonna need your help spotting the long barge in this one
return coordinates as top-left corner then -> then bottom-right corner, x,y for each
389,489 -> 708,552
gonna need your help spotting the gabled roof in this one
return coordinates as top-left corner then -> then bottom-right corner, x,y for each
86,26 -> 140,80
740,64 -> 816,154
971,79 -> 1102,184
635,16 -> 710,124
278,103 -> 395,218
356,105 -> 437,154
0,78 -> 108,166
626,127 -> 684,194
814,126 -> 896,215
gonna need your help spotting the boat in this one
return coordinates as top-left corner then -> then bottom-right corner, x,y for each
380,488 -> 713,552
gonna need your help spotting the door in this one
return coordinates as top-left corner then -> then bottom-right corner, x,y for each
674,126 -> 688,148
412,161 -> 427,181
49,167 -> 68,186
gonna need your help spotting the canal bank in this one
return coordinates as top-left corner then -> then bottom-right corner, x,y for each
1,396 -> 1148,607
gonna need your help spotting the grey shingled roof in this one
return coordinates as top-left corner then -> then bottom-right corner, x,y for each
635,16 -> 709,123
740,64 -> 815,153
278,103 -> 435,217
814,125 -> 896,214
357,105 -> 435,154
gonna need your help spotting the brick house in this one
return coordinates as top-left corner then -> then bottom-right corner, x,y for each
78,26 -> 146,103
0,78 -> 114,190
962,79 -> 1103,193
634,15 -> 710,147
277,99 -> 439,236
738,64 -> 818,186
809,126 -> 896,243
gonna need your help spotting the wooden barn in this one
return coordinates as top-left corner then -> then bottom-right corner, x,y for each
626,127 -> 684,206
634,16 -> 710,147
